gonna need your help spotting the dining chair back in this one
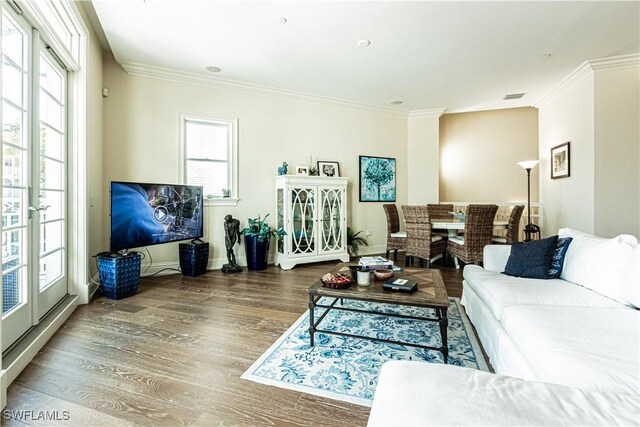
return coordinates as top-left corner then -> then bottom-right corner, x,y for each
447,204 -> 499,266
427,204 -> 454,220
401,205 -> 446,268
492,205 -> 525,244
383,204 -> 406,260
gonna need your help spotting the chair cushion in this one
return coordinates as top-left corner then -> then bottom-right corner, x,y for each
390,231 -> 406,238
503,236 -> 558,279
492,236 -> 507,244
448,236 -> 464,245
431,235 -> 443,243
547,237 -> 573,278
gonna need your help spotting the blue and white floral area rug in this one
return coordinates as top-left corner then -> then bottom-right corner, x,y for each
241,297 -> 489,407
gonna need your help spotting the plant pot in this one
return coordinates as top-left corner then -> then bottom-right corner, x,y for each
244,235 -> 270,271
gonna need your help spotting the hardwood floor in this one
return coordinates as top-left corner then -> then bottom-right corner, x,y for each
4,257 -> 465,426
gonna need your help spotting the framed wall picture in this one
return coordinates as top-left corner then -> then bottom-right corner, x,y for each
317,161 -> 340,177
359,155 -> 396,202
551,142 -> 570,179
296,166 -> 309,175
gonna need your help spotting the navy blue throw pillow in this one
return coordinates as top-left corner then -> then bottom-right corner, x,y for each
503,235 -> 559,279
548,237 -> 573,278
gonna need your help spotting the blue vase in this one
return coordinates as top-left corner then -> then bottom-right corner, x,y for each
244,235 -> 270,271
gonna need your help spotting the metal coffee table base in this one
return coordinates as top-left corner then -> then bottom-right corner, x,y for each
308,295 -> 449,363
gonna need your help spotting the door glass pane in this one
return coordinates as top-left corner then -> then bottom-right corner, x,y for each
39,55 -> 62,101
3,102 -> 25,147
3,145 -> 25,187
2,268 -> 23,315
39,91 -> 62,130
41,158 -> 64,190
2,60 -> 25,107
39,190 -> 63,221
291,188 -> 315,254
40,220 -> 64,254
40,249 -> 63,289
40,124 -> 64,161
2,15 -> 24,67
2,188 -> 25,227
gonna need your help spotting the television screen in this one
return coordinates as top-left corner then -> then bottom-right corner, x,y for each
110,181 -> 203,252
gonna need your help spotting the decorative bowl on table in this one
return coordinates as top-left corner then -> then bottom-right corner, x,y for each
373,269 -> 394,281
321,273 -> 354,289
449,211 -> 465,221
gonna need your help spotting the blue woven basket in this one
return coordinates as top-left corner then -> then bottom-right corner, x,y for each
98,253 -> 142,300
179,241 -> 209,277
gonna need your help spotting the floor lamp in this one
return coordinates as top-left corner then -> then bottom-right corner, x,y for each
517,160 -> 539,241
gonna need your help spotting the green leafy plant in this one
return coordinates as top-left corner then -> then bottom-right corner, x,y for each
347,226 -> 369,256
240,213 -> 286,242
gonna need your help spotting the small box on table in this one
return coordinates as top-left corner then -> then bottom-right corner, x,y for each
179,240 -> 209,277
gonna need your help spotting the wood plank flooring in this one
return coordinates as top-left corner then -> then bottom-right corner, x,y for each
4,257 -> 466,426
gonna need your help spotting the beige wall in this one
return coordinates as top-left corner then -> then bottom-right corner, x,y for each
594,66 -> 640,237
538,59 -> 639,238
101,55 -> 408,266
407,114 -> 441,204
439,107 -> 539,203
538,72 -> 596,235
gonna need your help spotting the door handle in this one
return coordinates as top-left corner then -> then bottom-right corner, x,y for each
28,205 -> 50,212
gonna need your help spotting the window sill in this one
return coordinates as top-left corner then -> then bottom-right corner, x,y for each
204,197 -> 240,207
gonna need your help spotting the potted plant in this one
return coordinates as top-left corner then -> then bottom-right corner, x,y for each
240,213 -> 286,271
347,227 -> 369,258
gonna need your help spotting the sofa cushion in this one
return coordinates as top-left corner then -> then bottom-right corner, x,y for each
559,228 -> 638,306
547,236 -> 573,278
621,245 -> 640,308
368,361 -> 640,427
463,265 -> 628,321
501,305 -> 640,396
503,236 -> 558,279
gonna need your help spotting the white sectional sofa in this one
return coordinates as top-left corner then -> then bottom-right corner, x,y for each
369,228 -> 640,425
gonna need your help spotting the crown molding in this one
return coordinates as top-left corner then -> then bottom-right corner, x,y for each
408,108 -> 447,119
120,62 -> 409,118
535,53 -> 640,108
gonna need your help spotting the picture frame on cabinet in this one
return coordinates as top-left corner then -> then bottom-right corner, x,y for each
317,161 -> 340,177
296,166 -> 309,175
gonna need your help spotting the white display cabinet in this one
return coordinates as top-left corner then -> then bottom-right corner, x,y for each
275,175 -> 349,270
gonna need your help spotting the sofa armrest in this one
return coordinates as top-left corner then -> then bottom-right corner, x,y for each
483,245 -> 512,272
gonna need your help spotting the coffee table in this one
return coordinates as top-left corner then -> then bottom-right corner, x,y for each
307,263 -> 450,363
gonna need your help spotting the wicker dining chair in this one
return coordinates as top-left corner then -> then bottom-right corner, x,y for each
402,205 -> 446,268
492,205 -> 525,244
446,204 -> 499,268
428,204 -> 454,239
383,204 -> 406,260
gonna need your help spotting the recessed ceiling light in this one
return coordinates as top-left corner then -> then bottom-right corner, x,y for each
277,17 -> 287,24
206,66 -> 222,73
390,100 -> 403,105
358,39 -> 371,47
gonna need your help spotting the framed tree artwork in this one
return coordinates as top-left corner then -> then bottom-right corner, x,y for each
359,155 -> 396,202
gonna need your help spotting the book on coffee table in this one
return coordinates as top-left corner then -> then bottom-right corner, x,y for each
383,277 -> 418,293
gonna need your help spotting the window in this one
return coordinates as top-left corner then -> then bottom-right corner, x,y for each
181,113 -> 238,204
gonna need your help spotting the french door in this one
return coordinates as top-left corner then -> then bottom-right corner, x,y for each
2,9 -> 68,351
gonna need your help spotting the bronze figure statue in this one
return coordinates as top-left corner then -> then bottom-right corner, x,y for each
222,214 -> 242,273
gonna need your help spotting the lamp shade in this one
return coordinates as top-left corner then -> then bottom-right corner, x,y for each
518,160 -> 539,170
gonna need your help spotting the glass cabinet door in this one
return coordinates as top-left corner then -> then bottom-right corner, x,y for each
276,188 -> 284,253
320,188 -> 344,252
290,188 -> 315,254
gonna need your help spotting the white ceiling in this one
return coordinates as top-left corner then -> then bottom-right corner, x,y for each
91,1 -> 639,113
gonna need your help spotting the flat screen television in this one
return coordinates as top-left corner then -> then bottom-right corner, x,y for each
110,181 -> 203,252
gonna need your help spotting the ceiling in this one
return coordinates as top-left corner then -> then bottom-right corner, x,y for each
90,1 -> 639,113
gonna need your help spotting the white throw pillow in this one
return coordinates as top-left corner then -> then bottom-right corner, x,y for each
559,228 -> 638,306
621,245 -> 640,308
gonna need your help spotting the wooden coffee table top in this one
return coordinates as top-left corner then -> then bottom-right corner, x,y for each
308,263 -> 449,308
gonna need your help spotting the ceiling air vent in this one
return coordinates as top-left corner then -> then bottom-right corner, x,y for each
504,93 -> 525,100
